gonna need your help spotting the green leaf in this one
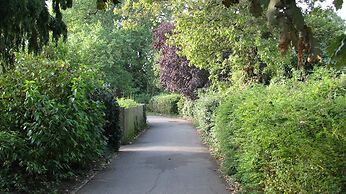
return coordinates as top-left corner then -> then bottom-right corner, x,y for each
333,0 -> 343,10
327,34 -> 346,69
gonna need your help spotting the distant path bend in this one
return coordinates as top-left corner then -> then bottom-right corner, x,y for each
77,115 -> 229,194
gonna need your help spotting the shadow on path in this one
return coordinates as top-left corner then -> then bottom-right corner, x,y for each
77,116 -> 229,194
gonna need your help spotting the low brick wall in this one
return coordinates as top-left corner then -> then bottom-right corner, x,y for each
119,104 -> 146,144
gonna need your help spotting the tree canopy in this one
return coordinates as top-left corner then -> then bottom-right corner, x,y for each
0,0 -> 345,193
0,0 -> 73,67
0,0 -> 122,70
153,22 -> 209,99
1,0 -> 344,69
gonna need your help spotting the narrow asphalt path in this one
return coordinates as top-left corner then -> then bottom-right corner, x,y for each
77,116 -> 229,194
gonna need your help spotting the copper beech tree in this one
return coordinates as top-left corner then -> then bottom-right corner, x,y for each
153,22 -> 209,99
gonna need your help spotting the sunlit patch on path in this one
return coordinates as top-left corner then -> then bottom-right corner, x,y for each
77,116 -> 229,194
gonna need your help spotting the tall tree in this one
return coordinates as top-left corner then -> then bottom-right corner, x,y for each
0,0 -> 122,70
0,0 -> 73,69
153,22 -> 209,99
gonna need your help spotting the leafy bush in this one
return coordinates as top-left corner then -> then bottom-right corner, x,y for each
193,91 -> 221,135
214,69 -> 346,193
91,89 -> 122,149
0,55 -> 111,192
133,93 -> 153,104
148,94 -> 181,114
117,98 -> 139,109
177,96 -> 195,118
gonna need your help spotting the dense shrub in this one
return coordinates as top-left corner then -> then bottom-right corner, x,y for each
177,97 -> 195,118
133,93 -> 153,104
148,94 -> 181,114
0,55 -> 112,192
117,98 -> 139,109
214,69 -> 346,193
91,89 -> 122,150
193,91 -> 221,135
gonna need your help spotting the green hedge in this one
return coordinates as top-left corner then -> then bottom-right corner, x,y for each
91,89 -> 122,149
193,91 -> 221,135
177,97 -> 195,118
0,55 -> 121,192
148,94 -> 181,114
214,70 -> 346,193
117,98 -> 139,109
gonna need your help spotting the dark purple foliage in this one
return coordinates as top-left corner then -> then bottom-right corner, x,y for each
153,22 -> 209,99
152,22 -> 175,50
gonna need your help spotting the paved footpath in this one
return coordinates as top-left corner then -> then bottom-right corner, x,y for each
77,116 -> 229,194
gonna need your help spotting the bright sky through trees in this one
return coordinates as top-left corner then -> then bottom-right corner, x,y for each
336,3 -> 346,20
318,0 -> 346,20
